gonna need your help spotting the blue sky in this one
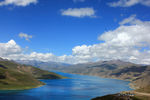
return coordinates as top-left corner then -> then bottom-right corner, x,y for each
0,0 -> 150,64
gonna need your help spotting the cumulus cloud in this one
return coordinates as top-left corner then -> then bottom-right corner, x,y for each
119,14 -> 136,25
19,33 -> 33,41
0,0 -> 37,7
0,40 -> 75,63
61,8 -> 96,18
1,15 -> 150,64
108,0 -> 150,7
72,15 -> 150,64
0,40 -> 22,58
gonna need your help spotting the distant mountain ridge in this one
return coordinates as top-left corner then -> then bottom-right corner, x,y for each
16,60 -> 71,70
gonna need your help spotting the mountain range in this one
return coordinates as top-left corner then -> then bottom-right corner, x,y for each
16,60 -> 70,70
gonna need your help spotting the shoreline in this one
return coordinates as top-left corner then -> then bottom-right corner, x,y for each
64,72 -> 135,89
0,83 -> 45,91
60,72 -> 138,99
0,76 -> 68,91
63,72 -> 150,100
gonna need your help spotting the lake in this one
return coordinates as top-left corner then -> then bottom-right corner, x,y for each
0,72 -> 132,100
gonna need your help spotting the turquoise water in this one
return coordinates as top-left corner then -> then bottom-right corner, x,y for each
0,72 -> 132,100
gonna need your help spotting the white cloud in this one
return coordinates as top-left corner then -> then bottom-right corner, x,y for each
72,15 -> 150,64
73,0 -> 85,3
19,33 -> 33,41
108,0 -> 150,7
61,7 -> 96,18
1,15 -> 150,64
0,40 -> 22,57
119,14 -> 136,25
0,40 -> 75,63
0,0 -> 37,7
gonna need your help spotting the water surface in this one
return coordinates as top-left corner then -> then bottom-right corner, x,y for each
0,72 -> 132,100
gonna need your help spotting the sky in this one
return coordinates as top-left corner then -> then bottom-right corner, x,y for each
0,0 -> 150,64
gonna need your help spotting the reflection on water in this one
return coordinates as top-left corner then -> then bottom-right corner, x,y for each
0,72 -> 132,100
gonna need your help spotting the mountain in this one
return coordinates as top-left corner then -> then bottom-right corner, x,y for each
0,58 -> 66,90
43,60 -> 135,71
16,60 -> 71,71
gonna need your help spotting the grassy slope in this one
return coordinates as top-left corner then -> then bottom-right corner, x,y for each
0,60 -> 65,90
134,95 -> 150,100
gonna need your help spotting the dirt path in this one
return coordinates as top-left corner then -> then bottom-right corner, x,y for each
134,92 -> 150,97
